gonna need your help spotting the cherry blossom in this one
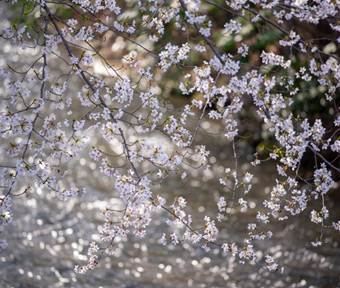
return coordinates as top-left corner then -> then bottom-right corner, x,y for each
1,0 -> 340,282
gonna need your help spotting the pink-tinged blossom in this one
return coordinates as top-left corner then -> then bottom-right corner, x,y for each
256,211 -> 270,224
312,163 -> 334,198
310,210 -> 322,224
81,54 -> 94,66
161,233 -> 167,245
70,55 -> 79,64
330,140 -> 340,152
89,147 -> 102,161
261,51 -> 291,68
238,198 -> 248,212
195,42 -> 206,52
0,240 -> 8,251
265,255 -> 279,272
133,229 -> 146,239
1,142 -> 24,157
224,20 -> 242,34
203,216 -> 218,242
239,242 -> 256,264
102,122 -> 119,141
170,233 -> 179,245
0,196 -> 13,226
332,221 -> 340,231
238,43 -> 249,57
217,196 -> 226,212
311,241 -> 322,247
73,120 -> 85,131
57,187 -> 85,201
334,116 -> 340,126
113,78 -> 134,107
221,243 -> 238,256
279,30 -> 300,47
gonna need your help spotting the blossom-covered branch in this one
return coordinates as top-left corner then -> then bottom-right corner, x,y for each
1,0 -> 340,278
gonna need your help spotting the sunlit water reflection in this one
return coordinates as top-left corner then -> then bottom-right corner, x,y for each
1,5 -> 340,288
1,154 -> 340,288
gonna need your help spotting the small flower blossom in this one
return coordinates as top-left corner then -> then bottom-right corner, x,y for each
170,233 -> 179,245
332,221 -> 340,231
